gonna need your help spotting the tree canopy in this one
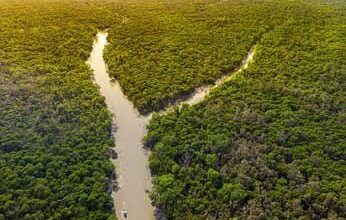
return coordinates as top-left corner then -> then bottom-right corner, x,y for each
0,1 -> 116,219
145,1 -> 346,219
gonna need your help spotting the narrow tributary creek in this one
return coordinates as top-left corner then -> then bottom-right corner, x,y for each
87,32 -> 255,220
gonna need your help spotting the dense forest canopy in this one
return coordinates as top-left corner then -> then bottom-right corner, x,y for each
0,1 -> 117,219
0,0 -> 345,219
104,0 -> 289,113
145,1 -> 346,220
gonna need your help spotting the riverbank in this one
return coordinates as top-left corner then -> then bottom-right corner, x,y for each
89,31 -> 256,219
88,33 -> 155,220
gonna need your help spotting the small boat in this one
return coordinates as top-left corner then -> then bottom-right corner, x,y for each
121,208 -> 127,219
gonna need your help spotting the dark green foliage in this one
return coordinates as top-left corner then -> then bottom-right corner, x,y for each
1,0 -> 345,219
0,1 -> 116,219
146,1 -> 345,219
104,0 -> 290,114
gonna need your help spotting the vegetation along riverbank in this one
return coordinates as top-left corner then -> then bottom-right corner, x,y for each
145,1 -> 345,219
0,1 -> 116,219
0,0 -> 344,219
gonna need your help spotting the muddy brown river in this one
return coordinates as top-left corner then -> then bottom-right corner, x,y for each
87,32 -> 255,220
88,33 -> 154,220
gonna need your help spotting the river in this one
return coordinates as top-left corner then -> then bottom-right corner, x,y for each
87,32 -> 255,220
87,32 -> 154,220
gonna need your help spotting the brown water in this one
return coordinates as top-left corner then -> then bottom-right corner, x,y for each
87,32 -> 255,220
184,47 -> 255,106
87,32 -> 154,220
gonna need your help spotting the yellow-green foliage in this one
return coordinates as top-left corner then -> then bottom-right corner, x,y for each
104,0 -> 290,113
0,1 -> 117,219
1,0 -> 345,219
